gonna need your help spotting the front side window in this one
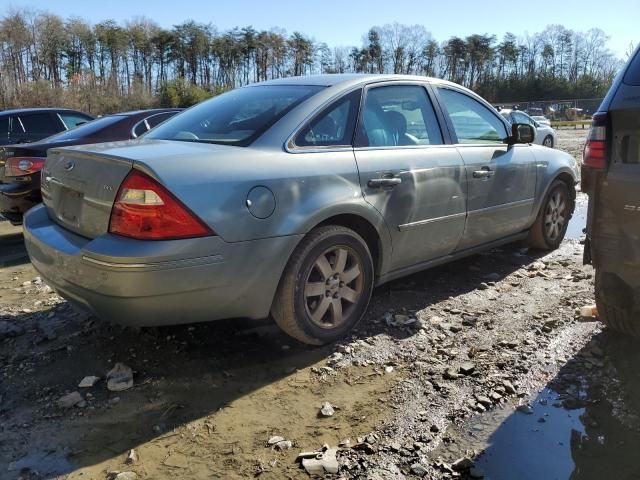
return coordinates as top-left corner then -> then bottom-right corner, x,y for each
438,88 -> 508,144
146,85 -> 324,146
295,89 -> 361,147
356,85 -> 443,147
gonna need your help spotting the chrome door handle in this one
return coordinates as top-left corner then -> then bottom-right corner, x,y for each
368,177 -> 402,188
473,169 -> 493,179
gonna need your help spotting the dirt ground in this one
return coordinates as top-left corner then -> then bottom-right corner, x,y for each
4,129 -> 638,480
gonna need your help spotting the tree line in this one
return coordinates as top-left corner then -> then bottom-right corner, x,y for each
0,9 -> 624,113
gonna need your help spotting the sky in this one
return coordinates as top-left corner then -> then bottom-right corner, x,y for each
2,0 -> 637,57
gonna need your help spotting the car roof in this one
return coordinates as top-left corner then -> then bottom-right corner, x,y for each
115,108 -> 183,116
0,107 -> 90,116
250,73 -> 462,89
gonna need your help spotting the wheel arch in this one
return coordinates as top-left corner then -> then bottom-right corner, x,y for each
314,213 -> 385,276
532,168 -> 578,222
288,202 -> 393,278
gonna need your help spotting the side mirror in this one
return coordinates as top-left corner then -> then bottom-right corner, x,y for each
509,123 -> 535,144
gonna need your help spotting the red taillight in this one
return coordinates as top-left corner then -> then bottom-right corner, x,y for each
109,169 -> 214,240
4,156 -> 46,176
583,112 -> 608,169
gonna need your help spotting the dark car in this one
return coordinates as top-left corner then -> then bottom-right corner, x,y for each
0,108 -> 181,224
0,108 -> 93,146
582,44 -> 640,336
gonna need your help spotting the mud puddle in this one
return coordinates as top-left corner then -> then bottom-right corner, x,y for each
429,331 -> 640,480
565,192 -> 587,241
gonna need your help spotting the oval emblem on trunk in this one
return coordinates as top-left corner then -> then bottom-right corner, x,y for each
63,160 -> 75,171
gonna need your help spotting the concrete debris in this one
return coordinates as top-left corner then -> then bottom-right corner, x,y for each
125,449 -> 138,465
78,376 -> 100,388
459,362 -> 476,375
300,447 -> 339,475
410,463 -> 428,476
580,305 -> 598,320
106,363 -> 134,392
319,401 -> 335,417
58,391 -> 84,409
107,472 -> 138,480
268,435 -> 285,445
275,440 -> 292,450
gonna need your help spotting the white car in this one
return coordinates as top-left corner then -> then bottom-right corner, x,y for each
499,109 -> 556,148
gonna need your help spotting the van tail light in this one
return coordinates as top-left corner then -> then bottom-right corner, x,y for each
109,169 -> 214,240
583,112 -> 608,169
4,157 -> 46,177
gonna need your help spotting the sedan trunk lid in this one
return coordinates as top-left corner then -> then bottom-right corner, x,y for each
42,145 -> 133,238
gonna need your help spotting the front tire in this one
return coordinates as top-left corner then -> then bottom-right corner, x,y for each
543,135 -> 554,148
271,225 -> 374,345
528,180 -> 573,250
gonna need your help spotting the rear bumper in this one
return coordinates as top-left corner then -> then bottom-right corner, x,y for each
0,181 -> 41,223
23,205 -> 302,326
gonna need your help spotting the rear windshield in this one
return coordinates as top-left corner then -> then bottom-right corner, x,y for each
146,85 -> 325,146
623,47 -> 640,86
43,115 -> 124,142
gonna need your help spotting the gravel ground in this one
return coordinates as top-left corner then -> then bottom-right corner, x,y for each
4,129 -> 633,480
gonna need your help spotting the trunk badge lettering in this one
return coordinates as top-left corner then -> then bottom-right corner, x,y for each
63,160 -> 75,171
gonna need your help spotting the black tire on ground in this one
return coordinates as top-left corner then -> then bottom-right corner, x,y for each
543,135 -> 554,148
271,225 -> 374,345
528,179 -> 573,250
595,270 -> 640,337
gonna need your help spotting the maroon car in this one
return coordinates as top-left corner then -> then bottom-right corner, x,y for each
0,108 -> 181,224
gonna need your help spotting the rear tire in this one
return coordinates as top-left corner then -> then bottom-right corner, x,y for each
595,270 -> 640,337
528,180 -> 573,250
271,225 -> 374,345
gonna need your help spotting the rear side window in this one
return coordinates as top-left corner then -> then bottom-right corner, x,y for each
42,115 -> 123,142
623,48 -> 640,86
513,111 -> 534,126
133,112 -> 178,138
0,116 -> 8,134
59,112 -> 91,129
10,116 -> 24,134
295,90 -> 361,147
147,112 -> 176,129
18,113 -> 59,135
438,88 -> 508,144
133,120 -> 149,138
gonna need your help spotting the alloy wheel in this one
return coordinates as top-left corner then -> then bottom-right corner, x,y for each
544,190 -> 567,241
303,245 -> 363,329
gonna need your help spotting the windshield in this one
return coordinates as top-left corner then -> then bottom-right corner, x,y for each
42,115 -> 125,142
146,85 -> 325,146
